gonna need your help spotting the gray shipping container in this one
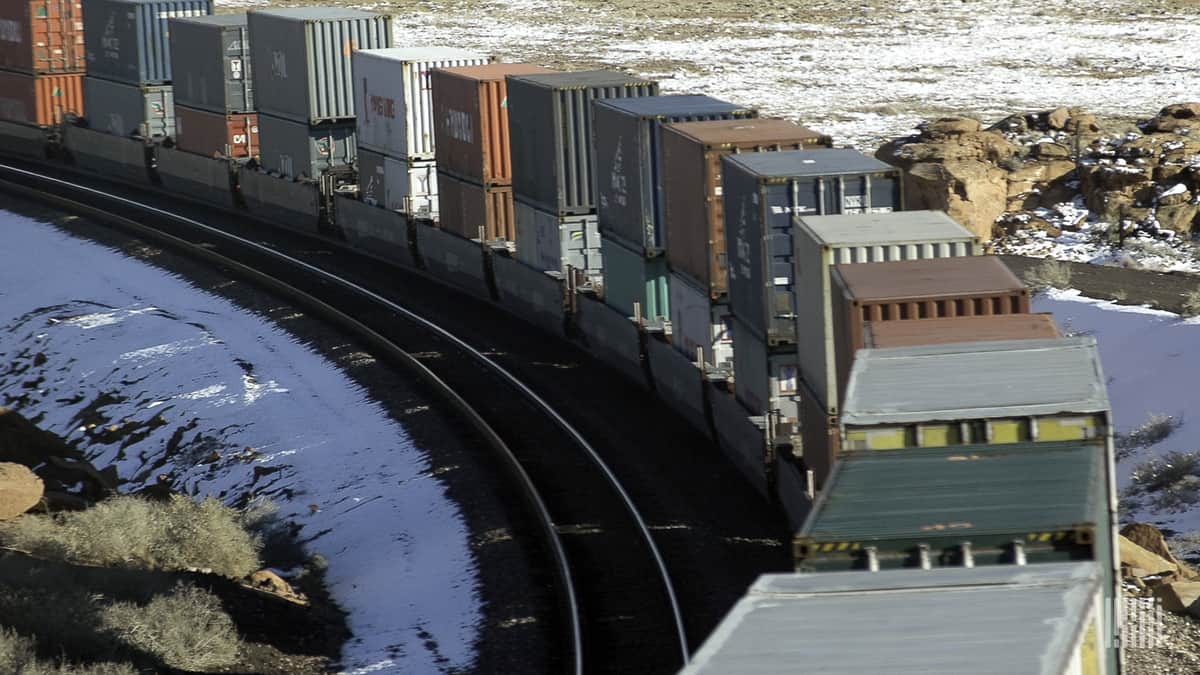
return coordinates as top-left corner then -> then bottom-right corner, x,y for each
83,0 -> 212,85
257,113 -> 355,179
169,14 -> 253,113
83,75 -> 174,137
793,211 -> 980,416
593,95 -> 756,255
247,7 -> 392,124
723,149 -> 903,345
515,201 -> 603,282
507,70 -> 658,215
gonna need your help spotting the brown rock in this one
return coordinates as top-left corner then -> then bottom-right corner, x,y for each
1156,202 -> 1200,235
906,159 -> 1008,240
0,463 -> 43,519
1047,107 -> 1072,130
1153,581 -> 1200,618
1032,142 -> 1073,160
925,117 -> 982,138
1159,103 -> 1200,120
1124,523 -> 1181,564
1158,186 -> 1194,207
246,569 -> 308,605
1065,112 -> 1100,135
1120,534 -> 1178,577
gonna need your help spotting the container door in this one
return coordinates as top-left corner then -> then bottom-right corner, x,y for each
838,175 -> 868,214
869,172 -> 901,212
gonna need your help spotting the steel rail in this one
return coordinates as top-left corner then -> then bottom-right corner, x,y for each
0,161 -> 692,669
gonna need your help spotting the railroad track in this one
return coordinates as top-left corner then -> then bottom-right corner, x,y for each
0,163 -> 691,674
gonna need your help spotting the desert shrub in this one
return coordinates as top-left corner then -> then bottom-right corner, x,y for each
1115,413 -> 1184,461
1169,531 -> 1200,563
0,586 -> 114,660
100,583 -> 241,672
1125,450 -> 1200,512
0,623 -> 136,675
1022,259 -> 1073,292
0,495 -> 261,577
1182,288 -> 1200,318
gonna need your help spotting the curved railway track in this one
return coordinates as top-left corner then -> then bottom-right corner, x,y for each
0,163 -> 691,674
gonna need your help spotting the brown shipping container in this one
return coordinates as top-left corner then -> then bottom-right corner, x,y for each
829,256 -> 1031,404
0,70 -> 82,125
174,105 -> 259,159
438,171 -> 516,241
431,63 -> 552,186
661,118 -> 831,298
0,0 -> 84,74
864,313 -> 1059,348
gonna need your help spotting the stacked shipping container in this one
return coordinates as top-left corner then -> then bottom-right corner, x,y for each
82,0 -> 211,137
507,70 -> 657,282
169,14 -> 257,159
351,47 -> 489,218
248,7 -> 392,179
660,118 -> 831,368
431,63 -> 550,240
721,150 -> 904,436
594,95 -> 756,320
0,0 -> 85,127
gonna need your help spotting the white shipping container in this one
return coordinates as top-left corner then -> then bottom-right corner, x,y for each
731,314 -> 799,426
669,271 -> 732,370
793,211 -> 982,417
352,47 -> 490,160
358,148 -> 439,219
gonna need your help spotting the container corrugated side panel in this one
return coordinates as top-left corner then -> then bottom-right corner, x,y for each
258,113 -> 355,179
0,0 -> 86,73
401,56 -> 490,160
722,160 -> 768,342
661,124 -> 711,292
555,82 -> 658,215
83,76 -> 173,137
0,71 -> 84,126
170,19 -> 253,114
139,1 -> 210,84
483,78 -> 508,183
305,15 -> 391,122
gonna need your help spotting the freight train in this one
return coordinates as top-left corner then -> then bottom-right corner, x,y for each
0,1 -> 1123,672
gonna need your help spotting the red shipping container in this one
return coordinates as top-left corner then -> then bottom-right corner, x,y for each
431,63 -> 553,186
438,171 -> 515,241
0,70 -> 82,125
0,0 -> 85,73
174,105 -> 259,159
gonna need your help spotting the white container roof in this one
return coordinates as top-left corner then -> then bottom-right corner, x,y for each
796,210 -> 976,246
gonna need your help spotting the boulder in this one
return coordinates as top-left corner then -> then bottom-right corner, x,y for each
924,117 -> 982,138
0,463 -> 43,519
246,569 -> 307,605
1153,581 -> 1200,618
1158,102 -> 1200,120
1120,534 -> 1177,577
905,159 -> 1009,239
1032,142 -> 1073,160
1122,523 -> 1179,562
1156,202 -> 1200,235
1047,107 -> 1072,130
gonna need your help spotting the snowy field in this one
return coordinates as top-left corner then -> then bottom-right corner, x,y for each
1034,290 -> 1200,542
0,209 -> 481,674
216,0 -> 1200,149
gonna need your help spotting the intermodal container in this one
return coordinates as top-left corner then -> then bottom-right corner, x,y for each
358,148 -> 438,219
514,201 -> 602,281
828,255 -> 1027,411
729,314 -> 800,428
793,210 -> 981,418
661,119 -> 831,298
83,75 -> 173,137
248,7 -> 392,125
681,564 -> 1110,675
0,70 -> 82,126
438,171 -> 514,241
174,105 -> 257,159
723,149 -> 903,348
352,47 -> 491,160
593,95 -> 757,255
257,113 -> 355,179
82,0 -> 212,85
668,270 -> 732,369
795,442 -> 1105,572
169,13 -> 252,113
0,0 -> 85,74
507,70 -> 657,215
863,312 -> 1059,348
601,233 -> 669,321
431,62 -> 553,186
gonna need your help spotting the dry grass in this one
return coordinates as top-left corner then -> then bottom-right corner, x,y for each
0,495 -> 262,578
1124,450 -> 1200,513
100,583 -> 241,672
1116,413 -> 1184,461
1023,259 -> 1074,292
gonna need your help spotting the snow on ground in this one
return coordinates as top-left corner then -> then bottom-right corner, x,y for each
1034,289 -> 1200,536
0,210 -> 481,674
216,0 -> 1200,150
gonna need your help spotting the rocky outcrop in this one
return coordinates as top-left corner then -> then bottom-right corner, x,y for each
0,462 -> 43,519
876,103 -> 1200,243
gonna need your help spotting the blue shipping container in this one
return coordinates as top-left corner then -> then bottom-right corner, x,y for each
83,0 -> 212,85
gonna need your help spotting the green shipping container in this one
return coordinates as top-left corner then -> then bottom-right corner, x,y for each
601,234 -> 669,321
795,441 -> 1106,572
